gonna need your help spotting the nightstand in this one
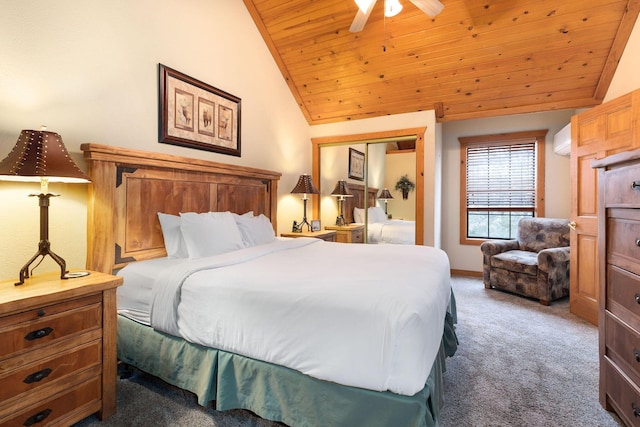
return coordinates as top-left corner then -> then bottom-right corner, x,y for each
0,271 -> 123,426
324,224 -> 365,244
281,230 -> 337,242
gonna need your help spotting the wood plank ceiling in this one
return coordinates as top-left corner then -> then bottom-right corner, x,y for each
243,0 -> 640,124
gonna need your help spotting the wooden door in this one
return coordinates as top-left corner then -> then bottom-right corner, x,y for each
570,90 -> 640,325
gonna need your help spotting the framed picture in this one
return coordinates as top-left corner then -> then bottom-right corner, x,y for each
159,64 -> 241,157
311,219 -> 321,232
348,148 -> 365,181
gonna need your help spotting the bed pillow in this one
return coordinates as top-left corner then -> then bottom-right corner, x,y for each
353,207 -> 365,223
157,213 -> 188,258
179,211 -> 246,258
369,206 -> 387,223
233,213 -> 276,247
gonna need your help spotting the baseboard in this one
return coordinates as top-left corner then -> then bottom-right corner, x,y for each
451,269 -> 482,277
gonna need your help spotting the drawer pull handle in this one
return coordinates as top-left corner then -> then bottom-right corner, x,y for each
636,238 -> 640,247
23,408 -> 52,426
636,293 -> 640,304
635,349 -> 640,363
23,368 -> 52,384
37,309 -> 46,317
633,403 -> 640,418
24,327 -> 53,341
633,181 -> 640,190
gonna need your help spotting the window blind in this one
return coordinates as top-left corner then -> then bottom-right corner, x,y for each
466,142 -> 536,210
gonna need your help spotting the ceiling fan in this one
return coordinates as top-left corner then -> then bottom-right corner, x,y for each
350,0 -> 445,32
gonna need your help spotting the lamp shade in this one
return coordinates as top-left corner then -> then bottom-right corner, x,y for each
0,129 -> 90,183
290,174 -> 319,195
330,179 -> 353,197
378,188 -> 393,200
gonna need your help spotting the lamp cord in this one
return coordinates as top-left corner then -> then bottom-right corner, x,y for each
29,255 -> 46,276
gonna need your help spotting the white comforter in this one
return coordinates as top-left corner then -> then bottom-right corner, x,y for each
368,219 -> 415,244
117,238 -> 451,396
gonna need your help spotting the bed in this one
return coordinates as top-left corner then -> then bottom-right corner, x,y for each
81,143 -> 457,427
346,185 -> 416,245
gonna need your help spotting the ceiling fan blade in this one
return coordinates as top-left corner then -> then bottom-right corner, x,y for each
349,0 -> 377,33
409,0 -> 444,17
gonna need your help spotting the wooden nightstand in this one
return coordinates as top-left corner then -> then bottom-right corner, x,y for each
281,230 -> 337,242
325,224 -> 365,244
0,271 -> 123,426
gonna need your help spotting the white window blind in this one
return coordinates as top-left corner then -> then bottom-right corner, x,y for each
466,141 -> 536,211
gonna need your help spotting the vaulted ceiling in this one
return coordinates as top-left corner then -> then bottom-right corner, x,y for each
243,0 -> 640,124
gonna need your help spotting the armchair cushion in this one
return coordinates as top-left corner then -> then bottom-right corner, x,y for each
517,217 -> 570,252
491,250 -> 538,276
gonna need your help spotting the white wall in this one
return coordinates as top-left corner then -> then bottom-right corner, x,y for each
384,151 -> 416,220
604,14 -> 640,101
0,0 -> 309,280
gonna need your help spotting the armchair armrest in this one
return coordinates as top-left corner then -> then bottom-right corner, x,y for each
480,239 -> 519,258
537,246 -> 570,273
480,239 -> 519,288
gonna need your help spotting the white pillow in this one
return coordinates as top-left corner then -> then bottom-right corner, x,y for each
233,213 -> 276,247
369,206 -> 387,223
157,213 -> 188,258
179,211 -> 246,258
353,207 -> 364,223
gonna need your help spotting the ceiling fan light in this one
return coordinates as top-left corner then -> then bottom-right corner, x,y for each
385,0 -> 403,17
355,0 -> 375,13
412,0 -> 444,17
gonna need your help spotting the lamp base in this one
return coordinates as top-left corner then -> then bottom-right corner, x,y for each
294,218 -> 312,232
336,215 -> 347,226
16,240 -> 67,286
15,193 -> 68,286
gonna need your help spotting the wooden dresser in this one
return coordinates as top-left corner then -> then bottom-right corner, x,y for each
324,224 -> 364,243
593,149 -> 640,426
0,271 -> 123,426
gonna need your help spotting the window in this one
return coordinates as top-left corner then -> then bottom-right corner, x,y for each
459,130 -> 546,245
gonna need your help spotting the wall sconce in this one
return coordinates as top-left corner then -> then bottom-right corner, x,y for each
290,174 -> 319,232
330,179 -> 353,226
378,188 -> 393,217
0,127 -> 91,285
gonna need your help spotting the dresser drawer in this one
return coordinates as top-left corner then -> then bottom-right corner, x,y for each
351,228 -> 364,243
608,265 -> 640,326
605,311 -> 640,385
607,216 -> 640,276
604,165 -> 640,207
0,340 -> 101,403
0,294 -> 102,360
0,375 -> 101,427
603,357 -> 640,427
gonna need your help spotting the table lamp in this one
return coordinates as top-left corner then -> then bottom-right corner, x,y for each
378,188 -> 393,217
0,127 -> 91,285
330,179 -> 353,226
290,174 -> 319,232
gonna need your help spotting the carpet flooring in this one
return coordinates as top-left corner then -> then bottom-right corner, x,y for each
75,275 -> 623,427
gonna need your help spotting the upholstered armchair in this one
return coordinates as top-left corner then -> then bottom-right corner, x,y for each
480,217 -> 571,305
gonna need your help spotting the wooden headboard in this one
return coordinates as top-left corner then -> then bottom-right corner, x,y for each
343,183 -> 378,224
81,143 -> 281,274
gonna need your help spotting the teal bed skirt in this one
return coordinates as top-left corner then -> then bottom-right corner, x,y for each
116,293 -> 458,427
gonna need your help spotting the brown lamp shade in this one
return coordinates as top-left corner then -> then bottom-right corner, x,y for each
290,174 -> 319,195
330,179 -> 353,197
378,188 -> 393,200
0,129 -> 90,183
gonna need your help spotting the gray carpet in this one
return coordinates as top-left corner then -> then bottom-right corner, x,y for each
75,275 -> 623,427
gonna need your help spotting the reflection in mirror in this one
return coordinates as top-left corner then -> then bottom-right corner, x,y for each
319,140 -> 416,244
